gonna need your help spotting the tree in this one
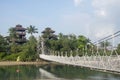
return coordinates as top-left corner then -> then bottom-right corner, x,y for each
21,36 -> 38,61
77,35 -> 90,49
77,35 -> 90,56
0,35 -> 8,52
8,27 -> 16,43
116,44 -> 120,55
68,34 -> 76,40
27,25 -> 38,36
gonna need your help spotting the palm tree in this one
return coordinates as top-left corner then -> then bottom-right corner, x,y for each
27,25 -> 38,36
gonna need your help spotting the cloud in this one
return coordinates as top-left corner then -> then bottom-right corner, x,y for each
92,0 -> 120,18
88,0 -> 120,41
62,0 -> 120,42
93,24 -> 115,38
73,0 -> 82,7
95,10 -> 107,17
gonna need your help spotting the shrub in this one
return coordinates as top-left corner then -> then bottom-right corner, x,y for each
0,52 -> 6,60
3,53 -> 20,61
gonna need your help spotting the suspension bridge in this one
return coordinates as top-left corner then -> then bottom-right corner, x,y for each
39,31 -> 120,73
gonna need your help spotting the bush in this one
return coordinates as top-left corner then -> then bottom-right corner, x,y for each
0,52 -> 6,60
3,53 -> 20,61
19,51 -> 28,61
19,49 -> 37,61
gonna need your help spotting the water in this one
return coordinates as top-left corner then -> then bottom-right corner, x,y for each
0,63 -> 120,80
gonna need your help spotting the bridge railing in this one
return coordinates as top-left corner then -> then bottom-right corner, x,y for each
40,53 -> 120,72
39,31 -> 120,73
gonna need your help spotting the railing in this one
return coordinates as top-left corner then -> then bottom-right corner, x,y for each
39,31 -> 120,73
40,54 -> 120,73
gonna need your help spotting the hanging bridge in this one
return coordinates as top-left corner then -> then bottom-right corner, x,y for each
39,31 -> 120,73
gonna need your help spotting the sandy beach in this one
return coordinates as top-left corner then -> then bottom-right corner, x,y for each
0,61 -> 48,66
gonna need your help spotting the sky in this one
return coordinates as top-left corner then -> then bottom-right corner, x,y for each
0,0 -> 120,42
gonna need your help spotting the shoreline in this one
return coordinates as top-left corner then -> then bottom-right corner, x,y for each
0,61 -> 48,66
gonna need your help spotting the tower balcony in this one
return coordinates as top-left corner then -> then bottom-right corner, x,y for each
16,32 -> 26,36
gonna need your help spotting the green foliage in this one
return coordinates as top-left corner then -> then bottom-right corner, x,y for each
27,25 -> 38,35
19,36 -> 38,61
3,53 -> 20,61
0,35 -> 8,52
20,51 -> 29,61
2,26 -> 120,61
44,34 -> 78,52
10,43 -> 22,53
77,35 -> 90,49
0,26 -> 38,61
0,52 -> 6,60
0,34 -> 38,61
20,46 -> 36,61
116,44 -> 120,55
41,29 -> 94,56
8,27 -> 17,43
8,27 -> 16,39
42,31 -> 91,56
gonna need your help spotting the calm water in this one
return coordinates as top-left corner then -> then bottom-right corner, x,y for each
0,63 -> 120,80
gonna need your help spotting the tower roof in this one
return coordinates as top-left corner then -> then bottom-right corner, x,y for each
15,24 -> 26,31
42,27 -> 55,33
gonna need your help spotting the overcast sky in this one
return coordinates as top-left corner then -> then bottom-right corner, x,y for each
0,0 -> 120,42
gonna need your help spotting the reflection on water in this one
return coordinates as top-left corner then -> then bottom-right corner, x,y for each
40,64 -> 120,80
0,63 -> 120,80
0,65 -> 40,80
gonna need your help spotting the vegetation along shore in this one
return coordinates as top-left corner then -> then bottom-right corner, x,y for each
0,24 -> 120,62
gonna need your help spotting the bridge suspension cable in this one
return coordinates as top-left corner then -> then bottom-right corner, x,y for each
94,30 -> 120,44
39,30 -> 120,74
